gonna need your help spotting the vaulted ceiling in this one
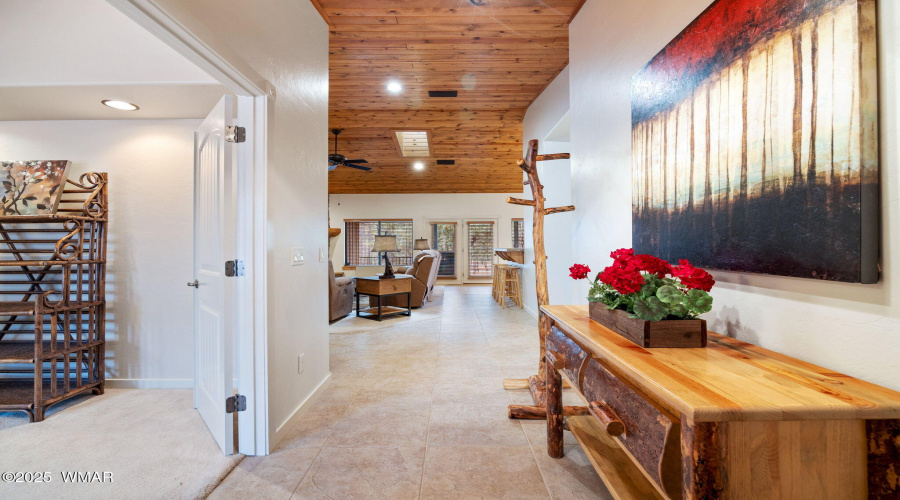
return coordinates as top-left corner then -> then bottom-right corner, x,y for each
315,0 -> 584,194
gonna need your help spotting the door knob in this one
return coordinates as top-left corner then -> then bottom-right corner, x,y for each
187,280 -> 200,288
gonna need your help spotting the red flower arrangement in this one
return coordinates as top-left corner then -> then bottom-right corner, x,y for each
569,249 -> 715,321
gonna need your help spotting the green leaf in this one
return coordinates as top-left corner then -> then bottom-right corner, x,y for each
669,303 -> 689,318
684,289 -> 713,314
632,296 -> 668,322
656,285 -> 682,304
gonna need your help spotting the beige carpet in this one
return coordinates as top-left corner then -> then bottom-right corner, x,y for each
0,389 -> 243,500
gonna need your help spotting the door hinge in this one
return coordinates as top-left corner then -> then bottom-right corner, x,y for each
226,126 -> 246,143
226,394 -> 247,413
225,259 -> 245,277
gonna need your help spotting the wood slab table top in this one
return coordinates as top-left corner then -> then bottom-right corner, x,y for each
542,305 -> 900,423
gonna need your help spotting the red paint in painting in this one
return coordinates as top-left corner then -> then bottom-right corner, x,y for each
633,0 -> 847,123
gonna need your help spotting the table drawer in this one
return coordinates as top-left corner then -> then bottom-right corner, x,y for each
581,358 -> 682,499
356,277 -> 411,295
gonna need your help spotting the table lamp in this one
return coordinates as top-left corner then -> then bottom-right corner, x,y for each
372,235 -> 400,279
414,238 -> 430,251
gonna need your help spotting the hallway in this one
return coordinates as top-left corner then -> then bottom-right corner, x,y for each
210,285 -> 610,499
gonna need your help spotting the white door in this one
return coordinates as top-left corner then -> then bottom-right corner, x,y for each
192,95 -> 236,455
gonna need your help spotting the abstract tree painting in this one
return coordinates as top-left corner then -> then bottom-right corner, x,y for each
632,0 -> 878,283
0,161 -> 72,216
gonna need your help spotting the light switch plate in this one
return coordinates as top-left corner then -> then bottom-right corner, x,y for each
319,247 -> 325,262
291,247 -> 304,266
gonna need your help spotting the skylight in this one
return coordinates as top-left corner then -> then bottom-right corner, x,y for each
392,130 -> 432,157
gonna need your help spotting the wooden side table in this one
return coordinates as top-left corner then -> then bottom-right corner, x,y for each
355,275 -> 412,321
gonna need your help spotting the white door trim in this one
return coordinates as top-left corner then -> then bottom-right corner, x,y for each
109,0 -> 270,455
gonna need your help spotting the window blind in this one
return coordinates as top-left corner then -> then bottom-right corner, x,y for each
512,218 -> 525,248
344,219 -> 414,266
467,221 -> 494,278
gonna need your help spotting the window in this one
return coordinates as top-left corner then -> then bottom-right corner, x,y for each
466,221 -> 495,278
511,218 -> 525,248
431,222 -> 457,278
391,130 -> 433,157
344,219 -> 413,267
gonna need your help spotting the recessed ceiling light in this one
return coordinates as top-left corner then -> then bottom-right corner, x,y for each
101,100 -> 139,111
413,162 -> 425,171
386,81 -> 403,94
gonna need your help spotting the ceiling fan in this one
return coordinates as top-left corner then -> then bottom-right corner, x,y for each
328,129 -> 370,171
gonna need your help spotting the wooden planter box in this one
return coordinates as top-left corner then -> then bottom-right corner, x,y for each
589,301 -> 707,348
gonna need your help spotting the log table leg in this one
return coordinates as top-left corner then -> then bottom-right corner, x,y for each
546,353 -> 564,458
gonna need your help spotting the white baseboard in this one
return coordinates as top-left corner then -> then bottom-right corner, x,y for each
523,304 -> 539,319
272,373 -> 332,447
106,378 -> 193,389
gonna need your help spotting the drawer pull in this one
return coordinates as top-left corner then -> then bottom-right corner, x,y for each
589,401 -> 625,436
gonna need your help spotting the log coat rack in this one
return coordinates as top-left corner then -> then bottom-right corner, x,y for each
504,139 -> 588,420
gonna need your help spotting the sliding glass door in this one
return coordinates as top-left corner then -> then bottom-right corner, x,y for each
431,222 -> 457,279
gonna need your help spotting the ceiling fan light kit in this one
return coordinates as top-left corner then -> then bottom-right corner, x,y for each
327,129 -> 371,171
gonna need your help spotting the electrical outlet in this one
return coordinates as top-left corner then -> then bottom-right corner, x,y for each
298,354 -> 305,374
291,247 -> 304,266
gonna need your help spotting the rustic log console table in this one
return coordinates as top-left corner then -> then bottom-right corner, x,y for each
541,305 -> 900,499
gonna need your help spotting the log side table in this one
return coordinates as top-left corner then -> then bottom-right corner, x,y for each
355,275 -> 413,321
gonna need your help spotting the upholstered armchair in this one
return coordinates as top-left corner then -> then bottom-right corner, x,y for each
387,252 -> 436,308
329,261 -> 355,322
395,250 -> 441,302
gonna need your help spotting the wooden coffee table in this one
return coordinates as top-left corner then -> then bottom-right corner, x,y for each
355,275 -> 413,321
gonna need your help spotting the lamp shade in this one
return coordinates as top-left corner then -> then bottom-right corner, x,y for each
414,238 -> 430,250
372,235 -> 399,253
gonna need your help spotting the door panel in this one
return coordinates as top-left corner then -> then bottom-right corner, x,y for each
193,95 -> 235,455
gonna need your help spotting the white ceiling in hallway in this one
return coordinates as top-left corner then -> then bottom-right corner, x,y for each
0,0 -> 226,120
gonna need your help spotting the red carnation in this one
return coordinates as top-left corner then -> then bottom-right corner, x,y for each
635,254 -> 672,278
672,259 -> 715,292
568,264 -> 591,280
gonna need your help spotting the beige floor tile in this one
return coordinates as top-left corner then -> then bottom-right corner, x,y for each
437,342 -> 495,359
532,446 -> 613,500
353,376 -> 434,406
292,447 -> 425,500
315,377 -> 364,405
427,403 -> 528,447
328,403 -> 430,447
433,377 -> 510,405
420,446 -> 549,499
278,405 -> 348,449
435,357 -> 502,379
209,447 -> 319,500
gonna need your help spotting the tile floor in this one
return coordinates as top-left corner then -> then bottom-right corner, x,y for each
210,285 -> 612,499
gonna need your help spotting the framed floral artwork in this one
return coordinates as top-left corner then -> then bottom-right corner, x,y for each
0,161 -> 72,216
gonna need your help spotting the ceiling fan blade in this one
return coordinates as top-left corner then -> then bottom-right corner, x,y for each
345,163 -> 372,171
344,159 -> 368,164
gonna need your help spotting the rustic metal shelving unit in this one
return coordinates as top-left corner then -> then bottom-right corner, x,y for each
0,172 -> 108,422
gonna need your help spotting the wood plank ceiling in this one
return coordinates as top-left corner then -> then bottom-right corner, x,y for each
316,0 -> 583,194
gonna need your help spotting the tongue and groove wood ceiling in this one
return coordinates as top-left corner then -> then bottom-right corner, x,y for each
314,0 -> 583,194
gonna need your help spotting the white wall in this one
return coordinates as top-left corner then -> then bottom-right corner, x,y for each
0,119 -> 200,388
567,0 -> 900,390
521,67 -> 575,316
147,0 -> 330,444
329,193 -> 523,281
